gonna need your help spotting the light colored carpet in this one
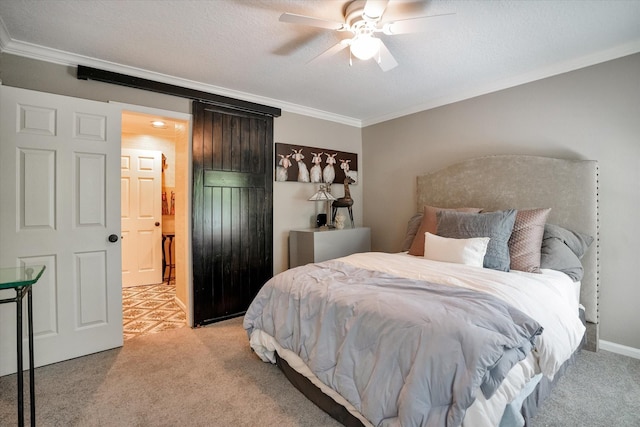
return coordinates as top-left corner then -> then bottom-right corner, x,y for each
532,348 -> 640,426
1,316 -> 639,426
0,317 -> 341,427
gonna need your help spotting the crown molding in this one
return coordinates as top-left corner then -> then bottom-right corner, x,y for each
0,36 -> 363,128
361,40 -> 640,127
2,26 -> 638,130
0,15 -> 10,51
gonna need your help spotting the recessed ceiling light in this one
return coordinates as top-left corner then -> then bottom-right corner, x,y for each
151,120 -> 167,128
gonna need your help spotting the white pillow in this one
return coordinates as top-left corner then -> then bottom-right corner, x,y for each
423,232 -> 490,267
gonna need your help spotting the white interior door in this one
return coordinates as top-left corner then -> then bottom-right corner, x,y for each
121,148 -> 163,287
0,85 -> 123,375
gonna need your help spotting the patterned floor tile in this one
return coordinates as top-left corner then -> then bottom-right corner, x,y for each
122,283 -> 186,341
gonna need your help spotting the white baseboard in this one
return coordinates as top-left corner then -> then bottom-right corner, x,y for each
174,295 -> 188,316
599,340 -> 640,359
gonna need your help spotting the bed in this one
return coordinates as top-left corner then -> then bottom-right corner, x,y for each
244,155 -> 599,427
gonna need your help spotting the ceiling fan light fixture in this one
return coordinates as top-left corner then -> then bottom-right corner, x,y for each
350,34 -> 380,60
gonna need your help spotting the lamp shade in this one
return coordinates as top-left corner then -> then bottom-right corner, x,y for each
308,185 -> 336,202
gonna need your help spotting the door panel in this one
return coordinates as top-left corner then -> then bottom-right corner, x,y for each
76,251 -> 108,326
76,153 -> 106,226
120,149 -> 163,287
0,86 -> 122,376
192,102 -> 273,325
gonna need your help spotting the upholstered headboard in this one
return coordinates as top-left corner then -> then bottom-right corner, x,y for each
417,155 -> 599,350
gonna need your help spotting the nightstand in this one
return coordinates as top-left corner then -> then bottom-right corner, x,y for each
289,227 -> 371,268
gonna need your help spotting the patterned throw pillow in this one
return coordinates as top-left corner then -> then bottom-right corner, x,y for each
508,208 -> 552,273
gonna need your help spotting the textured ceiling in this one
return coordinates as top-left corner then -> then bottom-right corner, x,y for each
1,0 -> 639,126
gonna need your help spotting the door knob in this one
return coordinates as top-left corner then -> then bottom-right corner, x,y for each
108,234 -> 119,243
155,222 -> 160,226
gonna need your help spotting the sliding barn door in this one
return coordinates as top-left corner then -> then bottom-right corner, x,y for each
192,102 -> 273,325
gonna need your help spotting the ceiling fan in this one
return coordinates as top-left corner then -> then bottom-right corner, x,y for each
279,0 -> 455,72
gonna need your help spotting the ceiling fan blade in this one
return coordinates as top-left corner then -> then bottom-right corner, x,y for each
279,13 -> 345,30
364,0 -> 389,20
383,0 -> 429,18
308,40 -> 351,64
377,40 -> 398,72
382,13 -> 456,35
272,32 -> 325,56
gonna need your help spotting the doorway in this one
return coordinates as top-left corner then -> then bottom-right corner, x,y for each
120,108 -> 192,339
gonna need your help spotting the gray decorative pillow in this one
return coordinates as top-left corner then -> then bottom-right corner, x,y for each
436,209 -> 517,272
401,212 -> 423,252
544,223 -> 593,259
408,205 -> 483,256
540,224 -> 594,282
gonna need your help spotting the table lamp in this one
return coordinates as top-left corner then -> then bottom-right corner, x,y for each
308,184 -> 336,228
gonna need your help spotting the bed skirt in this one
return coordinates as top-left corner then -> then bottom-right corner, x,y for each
275,352 -> 365,427
520,307 -> 587,425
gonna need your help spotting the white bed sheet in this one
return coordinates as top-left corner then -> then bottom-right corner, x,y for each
249,252 -> 585,427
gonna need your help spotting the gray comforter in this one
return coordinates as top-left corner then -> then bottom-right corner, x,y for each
244,260 -> 543,427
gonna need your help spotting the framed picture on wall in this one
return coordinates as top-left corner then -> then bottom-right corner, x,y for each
275,143 -> 358,184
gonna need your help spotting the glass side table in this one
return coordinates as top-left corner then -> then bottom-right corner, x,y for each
0,265 -> 45,427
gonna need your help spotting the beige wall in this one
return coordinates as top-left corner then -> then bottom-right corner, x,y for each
362,53 -> 640,351
273,112 -> 363,274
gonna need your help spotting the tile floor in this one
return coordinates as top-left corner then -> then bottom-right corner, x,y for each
122,283 -> 186,341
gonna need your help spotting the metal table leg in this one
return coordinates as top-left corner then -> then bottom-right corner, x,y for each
0,266 -> 43,427
16,287 -> 24,427
12,286 -> 35,427
28,287 -> 35,426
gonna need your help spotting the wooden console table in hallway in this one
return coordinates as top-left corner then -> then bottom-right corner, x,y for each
162,234 -> 175,283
